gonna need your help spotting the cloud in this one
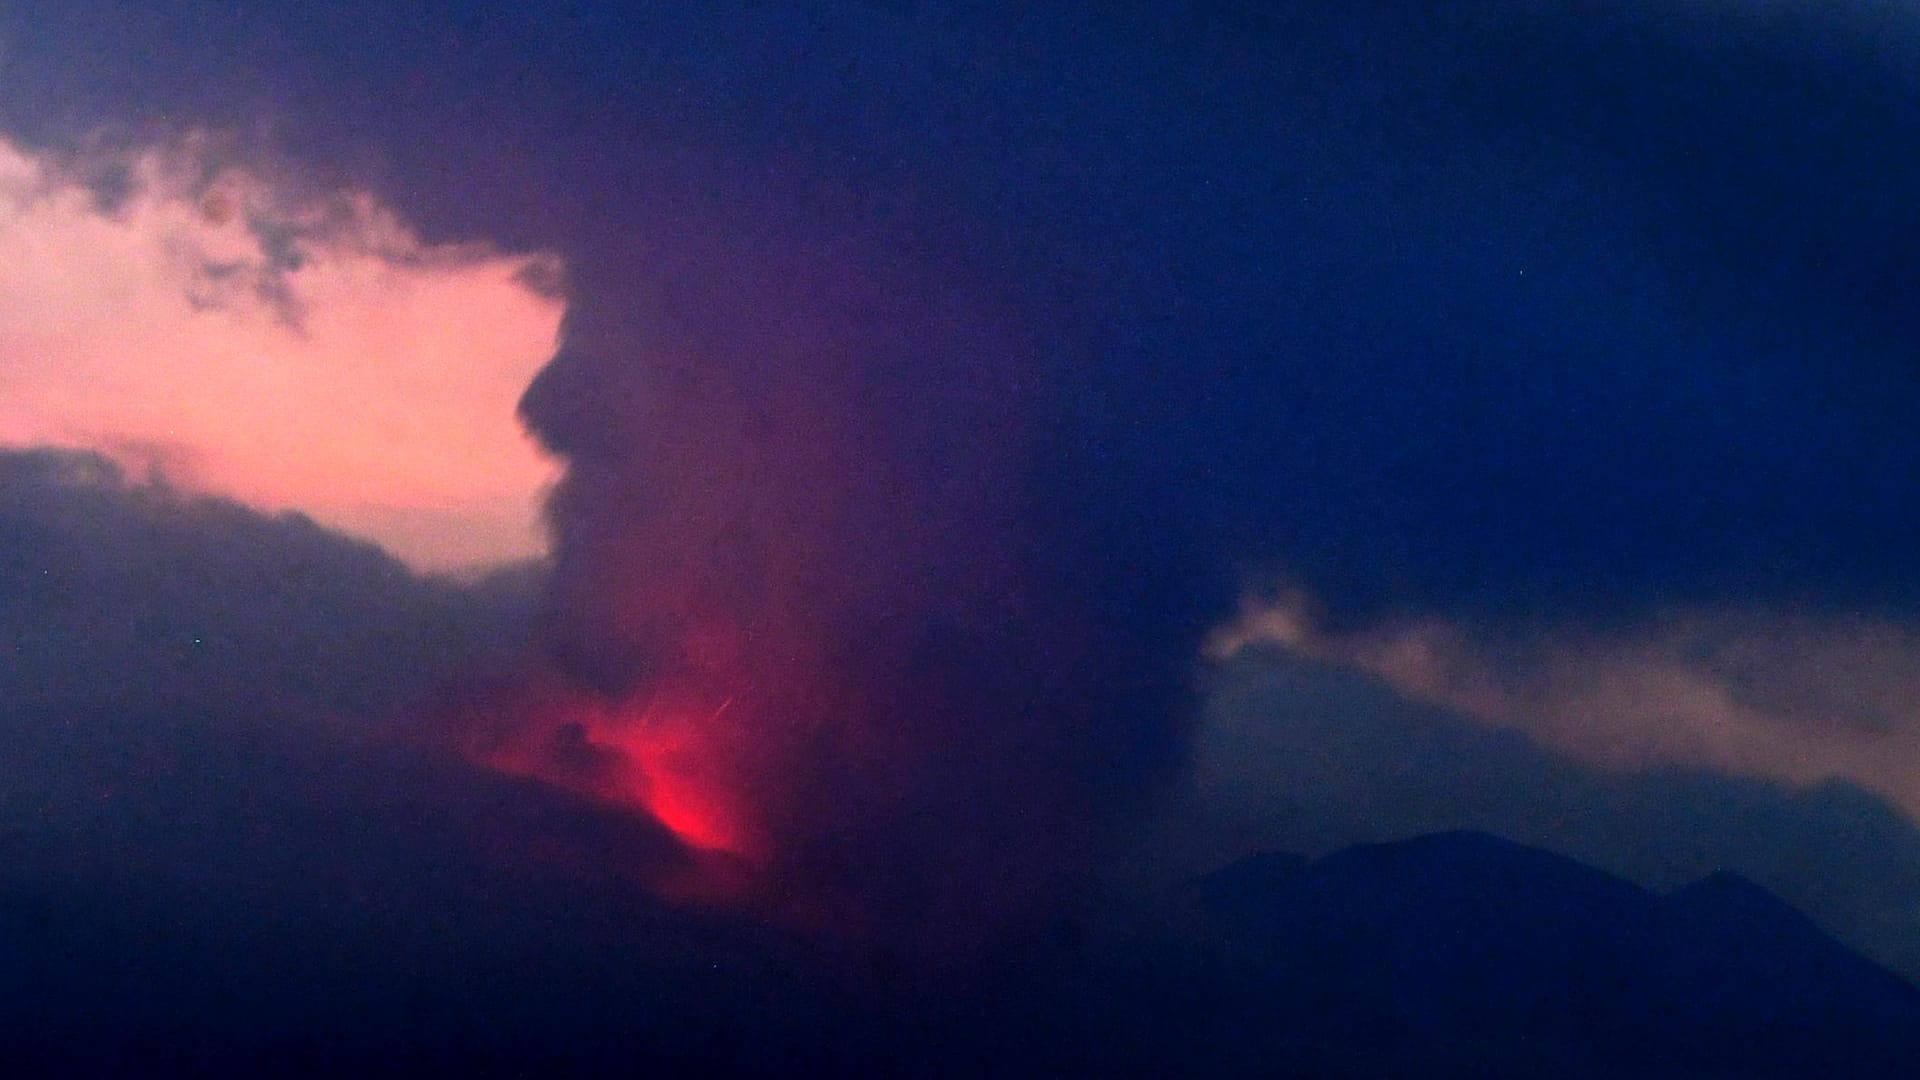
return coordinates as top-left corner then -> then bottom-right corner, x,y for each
1210,589 -> 1920,824
0,445 -> 536,724
0,132 -> 563,570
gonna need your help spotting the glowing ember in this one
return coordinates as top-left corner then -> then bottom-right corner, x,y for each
593,696 -> 754,857
474,680 -> 772,898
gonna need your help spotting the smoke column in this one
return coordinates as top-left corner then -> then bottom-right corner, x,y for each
464,184 -> 1216,956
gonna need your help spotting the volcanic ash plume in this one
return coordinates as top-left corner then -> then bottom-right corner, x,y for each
473,214 -> 1203,957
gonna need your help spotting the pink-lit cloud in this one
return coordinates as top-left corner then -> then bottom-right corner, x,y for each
1209,589 -> 1920,822
0,132 -> 564,570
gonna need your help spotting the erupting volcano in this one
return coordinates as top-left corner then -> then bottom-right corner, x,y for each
434,204 -> 1213,956
466,671 -> 780,907
491,691 -> 760,858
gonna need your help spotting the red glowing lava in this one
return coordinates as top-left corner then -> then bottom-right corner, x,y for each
473,680 -> 775,902
589,695 -> 755,857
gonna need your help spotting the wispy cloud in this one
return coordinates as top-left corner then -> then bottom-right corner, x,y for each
1211,588 -> 1920,821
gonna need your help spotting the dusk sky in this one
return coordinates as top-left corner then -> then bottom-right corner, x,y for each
6,3 -> 1920,1073
0,131 -> 562,569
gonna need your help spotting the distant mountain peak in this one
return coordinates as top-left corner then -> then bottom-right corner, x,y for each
1181,849 -> 1308,917
1666,867 -> 1918,997
1665,866 -> 1845,949
1159,831 -> 1920,1076
1677,866 -> 1779,897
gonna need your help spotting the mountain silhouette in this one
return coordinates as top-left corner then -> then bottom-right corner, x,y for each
1176,652 -> 1920,984
1121,831 -> 1920,1077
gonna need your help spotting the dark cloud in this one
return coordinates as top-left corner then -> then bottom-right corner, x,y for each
0,447 -> 529,724
11,2 -> 1919,622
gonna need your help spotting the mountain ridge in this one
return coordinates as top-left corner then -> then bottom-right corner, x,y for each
1142,830 -> 1919,1077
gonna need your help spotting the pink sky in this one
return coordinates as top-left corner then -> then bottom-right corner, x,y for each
0,133 -> 564,570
